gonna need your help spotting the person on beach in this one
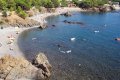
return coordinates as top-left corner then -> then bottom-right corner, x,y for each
7,35 -> 15,44
7,35 -> 15,50
15,27 -> 20,34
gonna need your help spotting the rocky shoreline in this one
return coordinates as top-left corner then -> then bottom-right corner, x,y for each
0,53 -> 52,80
0,7 -> 85,80
1,6 -> 120,29
0,7 -> 120,80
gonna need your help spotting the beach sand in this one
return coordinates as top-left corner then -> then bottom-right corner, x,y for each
0,27 -> 25,57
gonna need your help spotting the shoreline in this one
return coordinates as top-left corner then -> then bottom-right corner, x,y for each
0,7 -> 120,58
30,7 -> 86,25
0,7 -> 84,58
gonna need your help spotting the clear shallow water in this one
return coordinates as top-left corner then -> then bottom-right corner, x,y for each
18,11 -> 120,80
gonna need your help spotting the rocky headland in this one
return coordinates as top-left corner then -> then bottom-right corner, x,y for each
0,53 -> 52,80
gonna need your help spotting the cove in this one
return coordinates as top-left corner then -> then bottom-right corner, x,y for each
18,11 -> 120,80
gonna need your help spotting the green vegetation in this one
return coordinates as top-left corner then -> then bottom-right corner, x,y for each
0,0 -> 115,18
0,0 -> 62,18
60,0 -> 68,7
79,0 -> 109,8
72,0 -> 81,6
16,6 -> 28,19
112,0 -> 120,2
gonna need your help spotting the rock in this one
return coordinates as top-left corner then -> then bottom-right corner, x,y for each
57,44 -> 62,48
63,20 -> 85,25
52,24 -> 56,27
0,27 -> 3,29
39,23 -> 48,29
99,4 -> 115,12
0,53 -> 51,80
92,7 -> 100,12
61,12 -> 72,17
32,53 -> 52,78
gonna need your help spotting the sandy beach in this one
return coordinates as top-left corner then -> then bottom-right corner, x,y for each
0,27 -> 25,57
0,7 -> 83,58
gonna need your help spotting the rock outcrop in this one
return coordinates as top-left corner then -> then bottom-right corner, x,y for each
61,12 -> 72,17
2,11 -> 41,28
0,53 -> 51,80
39,23 -> 48,29
99,5 -> 115,12
63,20 -> 85,25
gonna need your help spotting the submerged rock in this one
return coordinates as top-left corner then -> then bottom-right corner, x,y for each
0,53 -> 51,80
61,12 -> 72,17
63,20 -> 85,25
52,24 -> 56,27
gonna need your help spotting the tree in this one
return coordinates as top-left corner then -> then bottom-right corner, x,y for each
51,0 -> 60,7
17,6 -> 28,19
6,0 -> 16,11
60,0 -> 68,7
15,0 -> 31,10
72,0 -> 81,6
0,0 -> 7,10
80,0 -> 109,8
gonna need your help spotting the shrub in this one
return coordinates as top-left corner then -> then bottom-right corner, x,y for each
72,0 -> 81,6
51,0 -> 60,7
17,6 -> 28,19
79,0 -> 108,8
60,0 -> 68,7
79,2 -> 91,8
2,10 -> 7,17
41,0 -> 54,8
15,0 -> 31,10
18,10 -> 28,19
0,20 -> 4,24
0,0 -> 7,10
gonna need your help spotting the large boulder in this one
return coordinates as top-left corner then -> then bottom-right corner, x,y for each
0,53 -> 51,80
32,53 -> 52,78
99,4 -> 115,12
39,23 -> 48,29
61,12 -> 72,17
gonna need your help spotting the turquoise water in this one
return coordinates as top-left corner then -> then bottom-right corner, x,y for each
18,11 -> 120,80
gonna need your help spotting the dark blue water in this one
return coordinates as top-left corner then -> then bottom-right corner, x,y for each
18,11 -> 120,80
